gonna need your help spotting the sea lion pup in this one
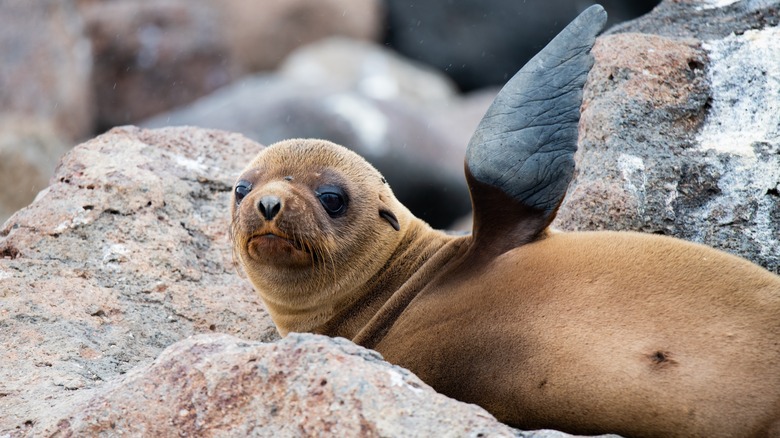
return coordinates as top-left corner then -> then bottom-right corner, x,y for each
231,5 -> 780,437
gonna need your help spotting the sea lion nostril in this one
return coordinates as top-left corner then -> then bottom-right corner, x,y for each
258,196 -> 282,221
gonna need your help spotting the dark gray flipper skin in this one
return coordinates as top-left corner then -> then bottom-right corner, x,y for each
466,5 -> 607,219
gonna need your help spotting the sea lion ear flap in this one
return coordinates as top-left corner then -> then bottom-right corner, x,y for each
380,209 -> 401,231
464,4 -> 607,249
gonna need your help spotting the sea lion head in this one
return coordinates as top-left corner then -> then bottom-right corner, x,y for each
230,138 -> 410,334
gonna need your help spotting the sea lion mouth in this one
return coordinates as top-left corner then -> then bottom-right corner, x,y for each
249,232 -> 307,253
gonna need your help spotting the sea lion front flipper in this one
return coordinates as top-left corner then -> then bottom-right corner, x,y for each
465,5 -> 606,254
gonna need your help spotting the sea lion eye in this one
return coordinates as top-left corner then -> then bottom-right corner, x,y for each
315,185 -> 348,217
234,180 -> 253,204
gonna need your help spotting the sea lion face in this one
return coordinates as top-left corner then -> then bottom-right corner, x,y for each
230,139 -> 407,331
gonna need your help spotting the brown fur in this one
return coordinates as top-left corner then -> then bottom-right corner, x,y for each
232,139 -> 780,438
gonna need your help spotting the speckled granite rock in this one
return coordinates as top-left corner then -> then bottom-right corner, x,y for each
555,0 -> 780,273
0,127 -> 277,437
34,334 -> 526,437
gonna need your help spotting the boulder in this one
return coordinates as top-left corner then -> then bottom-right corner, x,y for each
34,334 -> 526,437
554,0 -> 780,273
81,0 -> 238,129
0,0 -> 94,141
0,127 -> 277,436
79,0 -> 383,129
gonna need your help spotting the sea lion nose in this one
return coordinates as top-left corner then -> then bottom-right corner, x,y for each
258,195 -> 281,221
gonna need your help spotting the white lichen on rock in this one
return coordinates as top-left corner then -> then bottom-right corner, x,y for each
697,26 -> 780,158
696,0 -> 742,10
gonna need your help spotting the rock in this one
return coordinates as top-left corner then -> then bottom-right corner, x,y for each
0,117 -> 71,225
0,0 -> 94,140
80,0 -> 383,129
33,334 -> 531,437
81,0 -> 238,129
279,37 -> 458,105
382,0 -> 659,91
0,127 -> 278,436
143,68 -> 476,229
607,0 -> 779,40
554,0 -> 780,273
217,0 -> 384,73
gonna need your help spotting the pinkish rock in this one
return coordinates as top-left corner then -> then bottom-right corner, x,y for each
0,127 -> 277,437
80,0 -> 383,129
33,334 -> 527,437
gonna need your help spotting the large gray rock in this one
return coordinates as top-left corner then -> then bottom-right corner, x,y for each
0,127 -> 277,437
555,0 -> 780,273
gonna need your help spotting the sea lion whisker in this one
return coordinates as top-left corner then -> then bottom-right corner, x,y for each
324,239 -> 338,292
228,215 -> 244,275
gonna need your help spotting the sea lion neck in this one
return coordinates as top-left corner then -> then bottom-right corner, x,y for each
314,218 -> 470,344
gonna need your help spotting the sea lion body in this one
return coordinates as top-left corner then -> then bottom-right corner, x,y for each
374,231 -> 780,437
231,5 -> 780,437
232,139 -> 780,437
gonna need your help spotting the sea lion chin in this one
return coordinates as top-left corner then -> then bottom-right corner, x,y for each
230,5 -> 780,437
246,233 -> 309,266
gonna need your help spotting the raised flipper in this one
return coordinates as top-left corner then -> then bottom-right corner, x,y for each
465,4 -> 607,254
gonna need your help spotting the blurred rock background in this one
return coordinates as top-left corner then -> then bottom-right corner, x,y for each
0,0 -> 659,229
